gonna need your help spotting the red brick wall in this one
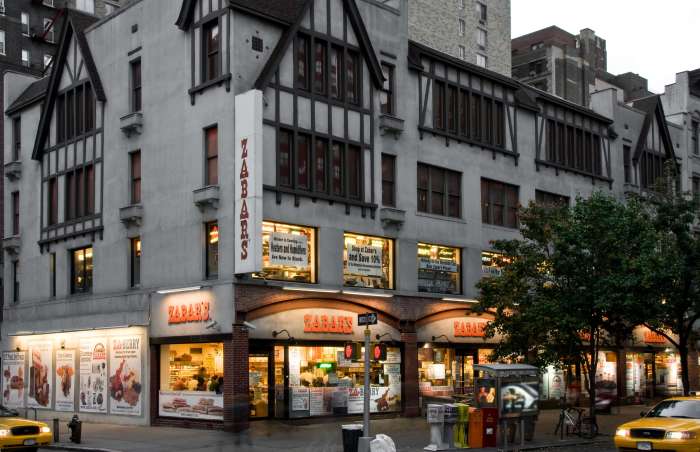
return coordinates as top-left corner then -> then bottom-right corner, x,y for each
401,327 -> 419,417
229,324 -> 249,432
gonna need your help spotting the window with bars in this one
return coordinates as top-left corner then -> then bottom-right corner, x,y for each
481,178 -> 519,228
204,126 -> 218,186
202,20 -> 220,82
55,82 -> 96,145
417,163 -> 461,218
545,119 -> 602,176
382,154 -> 396,207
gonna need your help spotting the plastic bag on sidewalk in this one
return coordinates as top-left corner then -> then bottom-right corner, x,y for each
370,434 -> 396,452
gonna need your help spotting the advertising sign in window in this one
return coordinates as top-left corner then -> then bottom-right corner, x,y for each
1,351 -> 26,408
55,350 -> 76,412
27,341 -> 52,409
418,243 -> 461,294
79,338 -> 108,413
343,233 -> 394,289
109,336 -> 143,416
257,222 -> 315,283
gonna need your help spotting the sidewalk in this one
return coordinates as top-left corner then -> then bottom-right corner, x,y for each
42,405 -> 645,452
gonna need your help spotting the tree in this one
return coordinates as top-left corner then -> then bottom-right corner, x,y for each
477,192 -> 658,423
641,172 -> 700,396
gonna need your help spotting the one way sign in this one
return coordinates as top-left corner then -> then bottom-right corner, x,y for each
358,312 -> 378,326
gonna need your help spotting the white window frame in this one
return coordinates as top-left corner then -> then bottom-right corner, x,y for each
476,1 -> 487,23
458,18 -> 465,36
476,53 -> 487,68
477,28 -> 487,48
43,18 -> 54,43
0,31 -> 5,56
459,45 -> 466,60
21,49 -> 30,67
21,12 -> 30,36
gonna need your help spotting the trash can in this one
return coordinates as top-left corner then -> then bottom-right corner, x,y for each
453,403 -> 470,448
341,424 -> 363,452
524,416 -> 536,441
443,404 -> 458,449
468,408 -> 483,448
425,404 -> 445,451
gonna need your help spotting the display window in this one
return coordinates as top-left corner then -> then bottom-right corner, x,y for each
417,243 -> 461,294
625,353 -> 652,399
481,251 -> 512,277
581,352 -> 617,399
249,355 -> 269,418
343,233 -> 394,289
286,345 -> 401,418
655,351 -> 683,396
158,343 -> 224,420
418,347 -> 493,399
256,221 -> 316,283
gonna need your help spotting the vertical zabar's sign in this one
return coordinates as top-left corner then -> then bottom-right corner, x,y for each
234,90 -> 263,274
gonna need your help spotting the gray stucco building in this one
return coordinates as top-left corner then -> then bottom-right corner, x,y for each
0,0 -> 693,432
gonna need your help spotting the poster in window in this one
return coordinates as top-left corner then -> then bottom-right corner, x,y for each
309,387 -> 332,416
79,338 -> 107,413
291,386 -> 309,411
1,351 -> 25,408
418,257 -> 458,273
269,232 -> 308,268
27,341 -> 52,409
346,245 -> 383,277
347,386 -> 401,414
109,336 -> 142,416
55,350 -> 75,412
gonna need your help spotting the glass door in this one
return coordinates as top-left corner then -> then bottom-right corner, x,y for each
249,354 -> 270,418
454,352 -> 476,396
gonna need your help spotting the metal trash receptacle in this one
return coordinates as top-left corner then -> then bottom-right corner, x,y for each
342,424 -> 363,452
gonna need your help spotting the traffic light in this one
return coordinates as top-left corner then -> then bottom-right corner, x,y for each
372,343 -> 387,361
343,342 -> 361,361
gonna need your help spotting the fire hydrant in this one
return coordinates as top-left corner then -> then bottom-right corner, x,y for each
67,414 -> 82,444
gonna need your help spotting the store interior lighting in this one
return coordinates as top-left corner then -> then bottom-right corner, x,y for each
441,297 -> 478,303
282,286 -> 340,293
342,290 -> 393,298
156,285 -> 202,294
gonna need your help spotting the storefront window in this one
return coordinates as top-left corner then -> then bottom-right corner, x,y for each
286,345 -> 401,418
419,347 -> 456,397
343,233 -> 394,289
158,343 -> 224,420
417,243 -> 461,294
581,352 -> 618,399
481,251 -> 509,277
256,221 -> 316,283
249,355 -> 269,418
656,351 -> 683,396
625,353 -> 651,399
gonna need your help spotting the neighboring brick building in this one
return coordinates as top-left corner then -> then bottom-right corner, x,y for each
408,0 -> 511,76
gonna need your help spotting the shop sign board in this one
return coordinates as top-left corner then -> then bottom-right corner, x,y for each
1,351 -> 26,408
644,331 -> 666,344
358,312 -> 378,326
27,341 -> 52,409
109,336 -> 142,416
419,258 -> 458,273
234,89 -> 263,275
453,320 -> 487,337
79,338 -> 108,413
303,314 -> 353,334
55,350 -> 76,412
159,391 -> 224,420
269,232 -> 308,267
168,301 -> 210,324
347,245 -> 383,277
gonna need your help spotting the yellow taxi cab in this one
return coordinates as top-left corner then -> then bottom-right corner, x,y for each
0,406 -> 51,451
615,397 -> 700,451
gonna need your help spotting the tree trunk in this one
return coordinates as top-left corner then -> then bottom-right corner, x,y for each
679,340 -> 690,396
587,344 -> 598,425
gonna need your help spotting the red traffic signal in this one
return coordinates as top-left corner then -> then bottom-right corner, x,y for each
372,343 -> 387,361
344,342 -> 361,361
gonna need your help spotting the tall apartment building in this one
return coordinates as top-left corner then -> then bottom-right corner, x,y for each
1,0 -> 694,432
512,26 -> 607,105
0,0 -> 121,311
408,0 -> 511,76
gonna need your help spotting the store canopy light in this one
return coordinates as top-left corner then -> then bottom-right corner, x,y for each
441,297 -> 478,303
156,286 -> 202,294
282,286 -> 340,294
342,290 -> 393,298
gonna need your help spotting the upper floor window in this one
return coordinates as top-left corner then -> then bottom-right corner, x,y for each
381,154 -> 396,207
417,163 -> 461,218
623,145 -> 632,183
65,164 -> 95,221
693,176 -> 700,197
0,31 -> 5,55
43,0 -> 55,7
205,222 -> 219,279
43,18 -> 54,43
202,20 -> 220,82
313,40 -> 326,94
44,54 -> 52,70
692,120 -> 699,156
205,126 -> 218,186
535,190 -> 569,207
21,13 -> 29,36
380,63 -> 395,115
417,243 -> 461,294
130,151 -> 141,204
476,53 -> 487,68
545,119 -> 602,176
12,117 -> 20,161
130,59 -> 141,112
0,1 -> 5,15
481,178 -> 519,228
130,237 -> 141,287
11,192 -> 19,236
257,221 -> 316,283
458,19 -> 465,36
343,233 -> 394,290
56,82 -> 96,144
458,0 -> 465,8
21,50 -> 30,67
477,28 -> 487,48
296,34 -> 310,90
345,51 -> 360,105
75,0 -> 94,14
71,247 -> 93,294
459,45 -> 466,60
476,1 -> 487,22
12,261 -> 19,303
330,46 -> 342,99
48,177 -> 58,225
50,253 -> 56,298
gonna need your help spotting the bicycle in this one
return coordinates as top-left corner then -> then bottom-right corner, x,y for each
554,405 -> 598,439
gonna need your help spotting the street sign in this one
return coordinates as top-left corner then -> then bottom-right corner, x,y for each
358,312 -> 378,326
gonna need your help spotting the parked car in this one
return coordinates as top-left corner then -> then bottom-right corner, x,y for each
615,397 -> 700,452
0,405 -> 51,452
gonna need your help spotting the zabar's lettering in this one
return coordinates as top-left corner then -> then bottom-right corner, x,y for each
303,314 -> 354,334
168,301 -> 211,324
453,320 -> 487,337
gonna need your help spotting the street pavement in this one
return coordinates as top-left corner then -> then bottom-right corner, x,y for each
35,405 -> 647,452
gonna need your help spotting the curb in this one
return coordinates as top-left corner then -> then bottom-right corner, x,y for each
45,445 -> 124,452
518,439 -> 611,451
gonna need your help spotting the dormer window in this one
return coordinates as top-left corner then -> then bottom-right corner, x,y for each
202,20 -> 220,82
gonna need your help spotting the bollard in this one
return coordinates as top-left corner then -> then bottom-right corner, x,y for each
53,418 -> 59,443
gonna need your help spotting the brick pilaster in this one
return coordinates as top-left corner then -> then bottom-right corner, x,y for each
226,324 -> 250,432
401,327 -> 420,417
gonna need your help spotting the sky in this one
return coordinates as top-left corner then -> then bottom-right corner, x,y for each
511,0 -> 700,93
